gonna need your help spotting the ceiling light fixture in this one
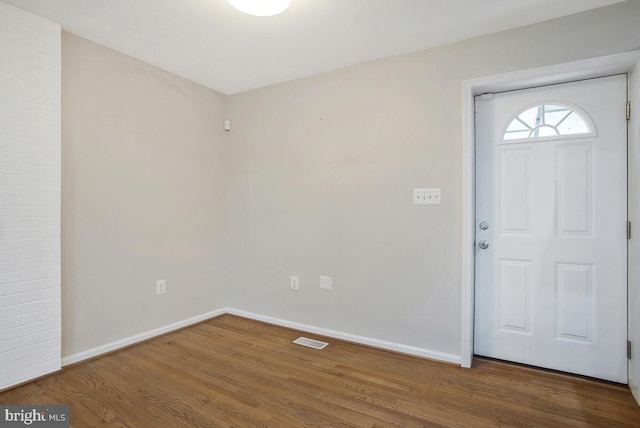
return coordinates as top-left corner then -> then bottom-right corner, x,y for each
228,0 -> 291,16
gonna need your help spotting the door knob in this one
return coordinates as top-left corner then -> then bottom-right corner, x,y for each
478,240 -> 490,249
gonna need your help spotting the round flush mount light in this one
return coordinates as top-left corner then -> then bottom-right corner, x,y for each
228,0 -> 291,16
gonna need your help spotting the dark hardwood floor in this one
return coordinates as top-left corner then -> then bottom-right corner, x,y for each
1,314 -> 639,427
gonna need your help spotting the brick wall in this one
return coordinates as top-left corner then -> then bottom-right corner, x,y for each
0,1 -> 61,390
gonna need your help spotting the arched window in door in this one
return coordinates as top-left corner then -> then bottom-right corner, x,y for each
502,103 -> 594,141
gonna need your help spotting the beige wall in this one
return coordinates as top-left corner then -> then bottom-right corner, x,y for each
224,1 -> 640,357
58,1 -> 640,369
62,33 -> 228,357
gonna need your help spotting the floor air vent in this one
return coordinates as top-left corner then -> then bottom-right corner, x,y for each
293,337 -> 329,350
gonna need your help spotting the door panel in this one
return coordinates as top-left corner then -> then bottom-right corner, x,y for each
474,75 -> 628,383
557,144 -> 592,235
499,148 -> 531,233
498,259 -> 531,333
555,262 -> 593,341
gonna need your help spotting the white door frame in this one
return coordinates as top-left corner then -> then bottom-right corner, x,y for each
461,50 -> 640,369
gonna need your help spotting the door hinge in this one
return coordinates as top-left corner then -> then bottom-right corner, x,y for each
629,341 -> 632,359
628,221 -> 632,240
627,101 -> 631,120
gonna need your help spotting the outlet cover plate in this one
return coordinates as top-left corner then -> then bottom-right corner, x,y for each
319,276 -> 332,290
156,280 -> 166,295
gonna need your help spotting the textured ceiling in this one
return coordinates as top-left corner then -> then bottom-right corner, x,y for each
3,0 -> 628,94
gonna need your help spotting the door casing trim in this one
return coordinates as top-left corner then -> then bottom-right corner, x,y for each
461,50 -> 640,369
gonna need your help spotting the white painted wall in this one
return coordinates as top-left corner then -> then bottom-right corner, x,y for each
224,2 -> 640,359
0,2 -> 61,390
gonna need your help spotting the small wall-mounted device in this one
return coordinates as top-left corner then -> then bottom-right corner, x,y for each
224,120 -> 231,132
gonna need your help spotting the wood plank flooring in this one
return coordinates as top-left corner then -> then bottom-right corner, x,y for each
1,314 -> 639,427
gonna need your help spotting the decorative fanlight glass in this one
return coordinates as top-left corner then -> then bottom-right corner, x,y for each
503,104 -> 592,141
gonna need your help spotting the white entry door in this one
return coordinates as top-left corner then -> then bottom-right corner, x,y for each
474,75 -> 628,383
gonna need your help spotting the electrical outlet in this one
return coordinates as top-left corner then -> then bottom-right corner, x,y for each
156,279 -> 166,295
290,276 -> 299,291
413,188 -> 442,205
319,276 -> 332,290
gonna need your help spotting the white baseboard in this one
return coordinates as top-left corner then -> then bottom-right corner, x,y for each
61,308 -> 226,366
62,307 -> 461,367
226,308 -> 462,365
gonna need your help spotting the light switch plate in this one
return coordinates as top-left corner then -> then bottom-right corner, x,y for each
414,188 -> 441,205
